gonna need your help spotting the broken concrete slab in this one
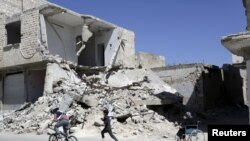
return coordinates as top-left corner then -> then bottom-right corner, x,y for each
81,95 -> 99,107
44,63 -> 81,94
104,68 -> 177,94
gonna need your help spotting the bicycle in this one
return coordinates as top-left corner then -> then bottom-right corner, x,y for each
174,121 -> 205,141
48,124 -> 78,141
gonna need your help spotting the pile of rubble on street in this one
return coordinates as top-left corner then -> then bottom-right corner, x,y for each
0,60 -> 181,138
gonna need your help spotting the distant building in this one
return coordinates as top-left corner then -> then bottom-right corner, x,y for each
136,52 -> 166,69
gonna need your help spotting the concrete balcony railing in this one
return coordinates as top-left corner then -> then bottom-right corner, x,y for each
221,31 -> 250,59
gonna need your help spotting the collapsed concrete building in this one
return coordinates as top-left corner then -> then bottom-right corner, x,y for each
0,0 -> 142,112
153,64 -> 222,112
0,0 -> 169,113
221,0 -> 250,124
0,0 -> 245,116
0,0 -> 180,137
152,63 -> 247,113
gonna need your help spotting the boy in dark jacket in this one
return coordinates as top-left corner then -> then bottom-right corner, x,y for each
101,109 -> 118,141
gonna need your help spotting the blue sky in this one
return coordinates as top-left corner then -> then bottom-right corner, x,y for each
48,0 -> 246,67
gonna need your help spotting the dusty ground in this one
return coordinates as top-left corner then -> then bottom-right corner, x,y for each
0,132 -> 175,141
5,105 -> 247,141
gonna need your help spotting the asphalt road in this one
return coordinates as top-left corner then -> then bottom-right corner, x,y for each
0,133 -> 171,141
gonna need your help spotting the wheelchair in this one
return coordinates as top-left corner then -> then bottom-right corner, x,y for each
174,121 -> 205,141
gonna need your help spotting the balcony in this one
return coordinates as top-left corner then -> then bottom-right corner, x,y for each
221,31 -> 250,59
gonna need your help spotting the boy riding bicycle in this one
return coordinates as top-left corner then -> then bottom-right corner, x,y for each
49,107 -> 70,136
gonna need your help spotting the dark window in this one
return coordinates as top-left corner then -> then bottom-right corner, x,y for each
97,43 -> 105,66
6,21 -> 21,45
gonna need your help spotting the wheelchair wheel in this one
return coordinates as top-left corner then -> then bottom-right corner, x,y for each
190,129 -> 205,141
175,134 -> 187,141
174,134 -> 181,141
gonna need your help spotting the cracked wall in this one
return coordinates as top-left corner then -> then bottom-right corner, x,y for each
45,18 -> 78,63
0,9 -> 43,69
114,28 -> 136,68
0,8 -> 45,112
152,64 -> 223,112
95,27 -> 136,68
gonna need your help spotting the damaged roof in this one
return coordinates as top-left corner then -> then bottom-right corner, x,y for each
152,63 -> 220,71
38,2 -> 117,31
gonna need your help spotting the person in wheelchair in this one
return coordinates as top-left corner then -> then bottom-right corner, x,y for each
177,112 -> 196,139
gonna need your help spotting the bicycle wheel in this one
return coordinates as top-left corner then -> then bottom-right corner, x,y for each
48,134 -> 58,141
67,135 -> 78,141
190,129 -> 205,141
174,134 -> 186,141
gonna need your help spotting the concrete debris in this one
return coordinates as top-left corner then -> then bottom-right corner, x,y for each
104,69 -> 177,94
0,62 -> 180,137
15,103 -> 32,112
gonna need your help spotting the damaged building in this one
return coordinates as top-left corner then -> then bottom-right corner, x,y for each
0,0 -> 247,117
0,0 -> 248,137
152,64 -> 222,112
0,1 -> 179,136
152,63 -> 247,112
0,0 -> 138,112
0,0 -> 246,116
221,0 -> 250,124
136,52 -> 166,69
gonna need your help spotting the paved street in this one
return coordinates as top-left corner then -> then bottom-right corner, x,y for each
0,133 -> 172,141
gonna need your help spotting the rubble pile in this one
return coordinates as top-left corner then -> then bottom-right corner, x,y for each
0,93 -> 64,134
0,62 -> 180,137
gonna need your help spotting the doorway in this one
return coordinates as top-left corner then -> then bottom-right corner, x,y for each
97,43 -> 105,66
3,73 -> 25,111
